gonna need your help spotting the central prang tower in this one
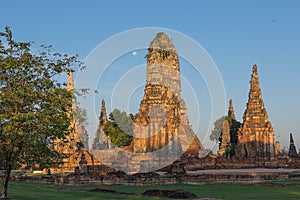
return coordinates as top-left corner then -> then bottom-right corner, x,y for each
130,32 -> 203,156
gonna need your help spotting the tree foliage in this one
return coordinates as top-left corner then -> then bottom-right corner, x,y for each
225,145 -> 235,157
0,27 -> 82,199
227,117 -> 241,145
210,116 -> 226,143
103,109 -> 134,147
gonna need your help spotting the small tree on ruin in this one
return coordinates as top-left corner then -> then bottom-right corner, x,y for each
103,109 -> 134,147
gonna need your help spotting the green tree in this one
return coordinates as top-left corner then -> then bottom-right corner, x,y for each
227,117 -> 241,145
103,109 -> 134,147
225,145 -> 235,157
210,116 -> 226,143
0,27 -> 82,199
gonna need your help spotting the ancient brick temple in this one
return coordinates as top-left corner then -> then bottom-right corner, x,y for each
92,99 -> 113,150
288,133 -> 298,158
236,65 -> 275,160
129,32 -> 203,156
89,33 -> 204,173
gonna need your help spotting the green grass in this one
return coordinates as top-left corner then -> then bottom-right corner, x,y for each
1,180 -> 300,200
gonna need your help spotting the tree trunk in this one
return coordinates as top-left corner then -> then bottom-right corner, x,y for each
1,166 -> 11,199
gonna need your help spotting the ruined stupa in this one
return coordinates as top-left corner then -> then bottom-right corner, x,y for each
92,100 -> 113,150
218,119 -> 230,156
129,32 -> 203,156
236,64 -> 275,160
288,133 -> 298,158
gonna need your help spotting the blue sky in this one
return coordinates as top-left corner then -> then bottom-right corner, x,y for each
1,0 -> 299,151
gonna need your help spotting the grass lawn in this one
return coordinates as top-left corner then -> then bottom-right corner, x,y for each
1,180 -> 300,200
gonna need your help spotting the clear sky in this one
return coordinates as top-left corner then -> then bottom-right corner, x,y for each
1,0 -> 299,151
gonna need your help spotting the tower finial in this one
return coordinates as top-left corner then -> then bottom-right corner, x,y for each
249,64 -> 262,98
100,99 -> 107,127
67,70 -> 74,92
290,133 -> 294,144
228,99 -> 236,120
253,64 -> 257,71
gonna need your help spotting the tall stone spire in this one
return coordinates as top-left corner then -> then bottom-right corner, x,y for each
236,64 -> 275,160
67,70 -> 84,147
290,133 -> 294,143
288,133 -> 298,158
54,70 -> 87,171
66,70 -> 89,149
100,99 -> 107,127
92,99 -> 112,150
130,32 -> 203,156
228,99 -> 236,120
